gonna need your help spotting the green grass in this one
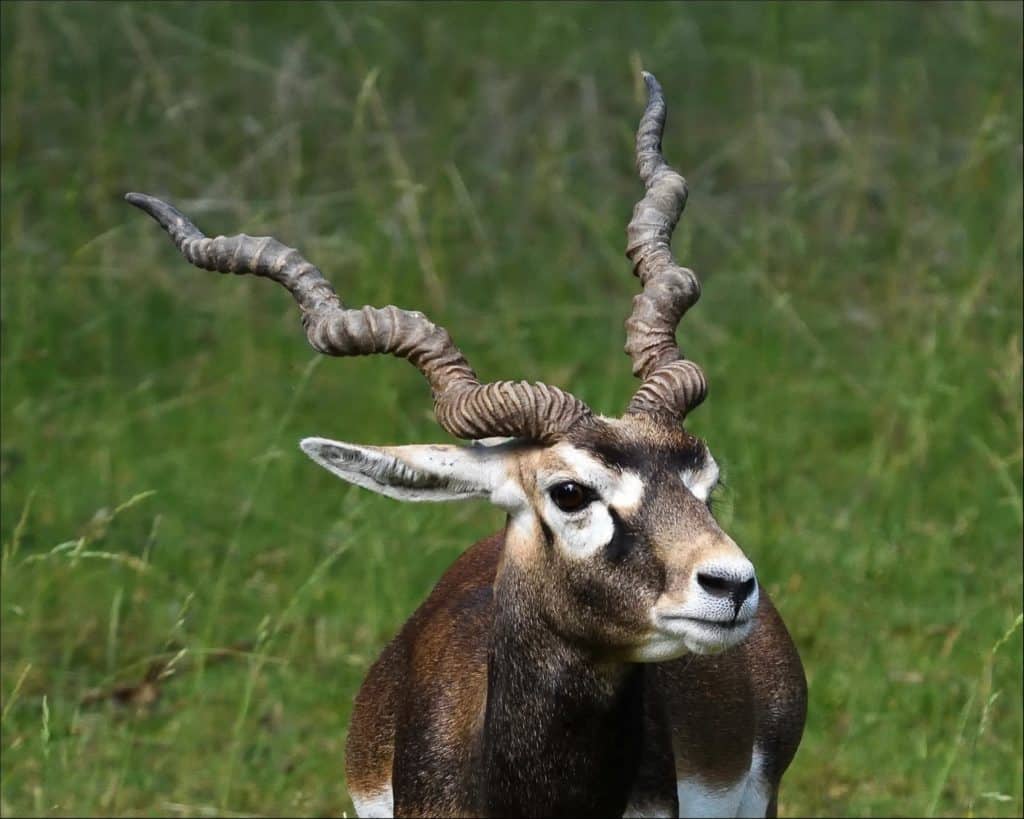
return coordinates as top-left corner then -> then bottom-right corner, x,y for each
1,2 -> 1021,816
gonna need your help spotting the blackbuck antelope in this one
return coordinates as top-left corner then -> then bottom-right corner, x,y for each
128,72 -> 806,818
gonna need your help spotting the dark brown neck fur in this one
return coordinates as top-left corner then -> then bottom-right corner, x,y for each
480,561 -> 645,817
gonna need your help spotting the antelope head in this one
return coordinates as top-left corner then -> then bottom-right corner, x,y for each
127,72 -> 756,661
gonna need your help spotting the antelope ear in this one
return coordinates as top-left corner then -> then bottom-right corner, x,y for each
299,437 -> 508,503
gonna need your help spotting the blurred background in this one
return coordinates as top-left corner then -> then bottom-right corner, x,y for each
1,2 -> 1021,816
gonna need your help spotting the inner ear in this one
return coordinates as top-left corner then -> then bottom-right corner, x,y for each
299,437 -> 500,503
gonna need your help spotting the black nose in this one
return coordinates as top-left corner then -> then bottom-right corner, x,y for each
696,572 -> 757,616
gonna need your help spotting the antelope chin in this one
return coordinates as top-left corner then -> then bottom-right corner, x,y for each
655,613 -> 754,656
627,631 -> 692,663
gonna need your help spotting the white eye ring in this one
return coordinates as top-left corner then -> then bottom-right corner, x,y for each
681,454 -> 720,503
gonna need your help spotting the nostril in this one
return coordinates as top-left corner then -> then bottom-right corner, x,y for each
696,573 -> 757,610
732,577 -> 756,608
697,572 -> 735,598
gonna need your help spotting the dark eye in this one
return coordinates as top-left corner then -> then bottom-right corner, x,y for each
549,482 -> 592,512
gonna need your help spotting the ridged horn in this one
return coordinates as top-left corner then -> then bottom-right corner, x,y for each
623,72 -> 707,421
125,193 -> 590,442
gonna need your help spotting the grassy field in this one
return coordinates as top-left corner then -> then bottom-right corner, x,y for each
1,2 -> 1021,816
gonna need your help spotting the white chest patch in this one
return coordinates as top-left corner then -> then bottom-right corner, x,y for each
676,777 -> 747,818
676,748 -> 770,818
351,783 -> 394,818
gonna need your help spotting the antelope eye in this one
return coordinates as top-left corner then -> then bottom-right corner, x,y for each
549,482 -> 592,512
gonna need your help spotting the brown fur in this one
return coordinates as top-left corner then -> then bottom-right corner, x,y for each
346,505 -> 806,816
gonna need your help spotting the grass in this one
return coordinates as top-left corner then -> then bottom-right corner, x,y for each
1,2 -> 1021,816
